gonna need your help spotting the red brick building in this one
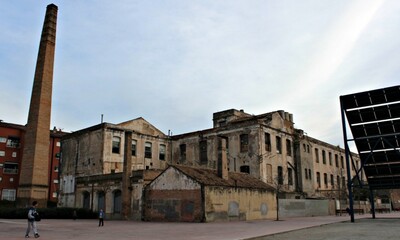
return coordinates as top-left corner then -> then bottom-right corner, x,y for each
0,121 -> 67,204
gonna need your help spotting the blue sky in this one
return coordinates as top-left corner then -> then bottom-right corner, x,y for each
1,0 -> 399,149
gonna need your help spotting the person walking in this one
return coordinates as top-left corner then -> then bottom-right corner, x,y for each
73,210 -> 77,220
98,209 -> 104,227
25,201 -> 40,238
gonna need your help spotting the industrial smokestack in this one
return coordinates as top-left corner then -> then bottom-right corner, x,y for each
18,4 -> 58,207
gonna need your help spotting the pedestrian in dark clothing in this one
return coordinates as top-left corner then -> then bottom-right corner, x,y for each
98,209 -> 104,227
25,201 -> 40,238
73,210 -> 78,220
346,207 -> 351,215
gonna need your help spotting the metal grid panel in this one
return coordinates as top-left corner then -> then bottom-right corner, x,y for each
341,85 -> 400,190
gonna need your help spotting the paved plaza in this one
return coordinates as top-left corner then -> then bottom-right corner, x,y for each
1,212 -> 399,240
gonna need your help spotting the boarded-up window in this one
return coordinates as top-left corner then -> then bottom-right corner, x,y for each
83,191 -> 90,209
98,191 -> 105,211
113,190 -> 122,213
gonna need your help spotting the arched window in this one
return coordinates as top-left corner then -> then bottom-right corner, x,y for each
82,191 -> 90,209
113,190 -> 122,213
98,191 -> 105,211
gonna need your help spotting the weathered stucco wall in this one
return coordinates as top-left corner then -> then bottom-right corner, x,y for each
204,186 -> 276,221
278,199 -> 329,217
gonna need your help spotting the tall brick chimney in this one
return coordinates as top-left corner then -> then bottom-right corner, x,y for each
17,4 -> 58,207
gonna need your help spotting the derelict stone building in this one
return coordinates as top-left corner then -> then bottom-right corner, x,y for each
58,108 -> 360,220
171,109 -> 360,199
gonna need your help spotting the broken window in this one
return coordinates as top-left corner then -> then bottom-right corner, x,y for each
322,150 -> 326,164
328,152 -> 332,165
159,144 -> 166,161
199,140 -> 207,164
337,176 -> 340,188
277,166 -> 283,184
240,165 -> 250,174
145,142 -> 152,159
309,169 -> 312,180
316,172 -> 321,188
131,140 -> 137,156
335,154 -> 339,167
112,136 -> 121,154
331,174 -> 334,188
286,139 -> 292,156
240,134 -> 249,152
265,133 -> 271,151
180,144 -> 186,163
324,173 -> 328,188
288,168 -> 293,185
340,156 -> 344,168
315,148 -> 319,163
276,136 -> 282,154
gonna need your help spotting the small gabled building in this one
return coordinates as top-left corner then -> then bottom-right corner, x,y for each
143,165 -> 276,222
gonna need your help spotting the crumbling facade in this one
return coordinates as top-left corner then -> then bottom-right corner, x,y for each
58,109 -> 361,220
58,118 -> 168,219
171,109 -> 361,199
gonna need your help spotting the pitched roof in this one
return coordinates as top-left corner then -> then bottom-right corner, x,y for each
172,165 -> 275,191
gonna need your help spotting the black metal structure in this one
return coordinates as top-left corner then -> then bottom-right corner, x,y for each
340,85 -> 400,222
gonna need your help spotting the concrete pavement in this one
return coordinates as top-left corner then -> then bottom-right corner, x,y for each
1,212 -> 399,240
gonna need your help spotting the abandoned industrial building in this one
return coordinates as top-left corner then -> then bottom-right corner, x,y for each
58,108 -> 363,221
3,5 -> 398,225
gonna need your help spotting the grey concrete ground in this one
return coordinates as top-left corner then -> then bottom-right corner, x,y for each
1,212 -> 399,240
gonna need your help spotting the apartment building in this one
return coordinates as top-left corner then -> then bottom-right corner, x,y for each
0,121 -> 66,204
